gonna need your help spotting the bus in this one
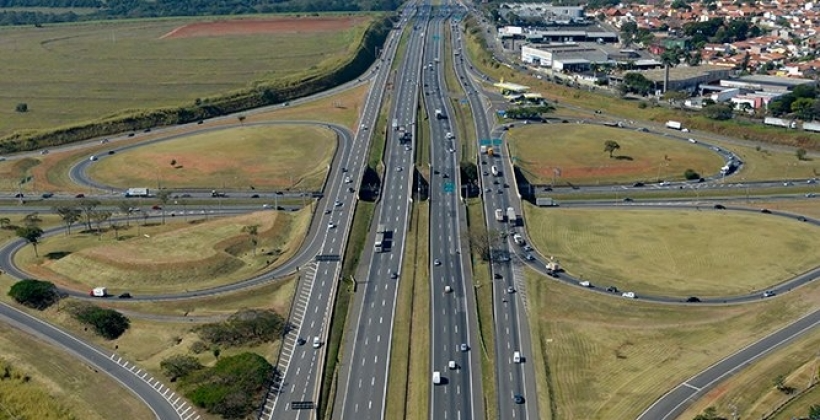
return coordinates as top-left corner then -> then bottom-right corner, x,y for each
374,224 -> 387,253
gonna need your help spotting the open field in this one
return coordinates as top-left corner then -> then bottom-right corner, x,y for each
743,198 -> 820,219
677,327 -> 820,420
507,124 -> 723,186
523,206 -> 820,296
0,324 -> 153,420
525,266 -> 820,420
0,16 -> 370,137
15,209 -> 310,293
86,124 -> 335,190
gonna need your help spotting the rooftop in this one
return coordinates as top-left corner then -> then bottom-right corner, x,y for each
736,75 -> 815,87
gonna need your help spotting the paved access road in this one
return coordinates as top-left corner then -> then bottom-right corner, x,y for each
423,12 -> 483,420
334,6 -> 424,420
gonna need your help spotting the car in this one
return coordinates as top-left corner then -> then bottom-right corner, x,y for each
360,124 -> 368,130
75,193 -> 85,198
89,155 -> 98,161
807,193 -> 817,198
152,205 -> 162,210
434,259 -> 441,266
448,360 -> 457,370
714,204 -> 726,210
659,181 -> 671,186
312,337 -> 322,348
761,208 -> 772,214
250,194 -> 260,198
762,290 -> 776,298
390,271 -> 399,279
405,145 -> 411,151
483,171 -> 489,176
444,285 -> 453,293
460,343 -> 469,352
524,254 -> 534,261
40,149 -> 49,155
324,209 -> 331,215
0,157 -> 5,161
180,194 -> 192,198
579,281 -> 592,288
296,337 -> 306,346
507,286 -> 515,294
808,179 -> 817,184
493,180 -> 499,185
622,291 -> 637,299
100,139 -> 110,144
263,204 -> 272,209
498,189 -> 504,194
442,173 -> 449,179
686,296 -> 701,303
341,167 -> 348,172
637,127 -> 649,132
13,193 -> 24,198
144,128 -> 152,133
632,182 -> 645,187
107,150 -> 116,155
513,394 -> 525,404
118,292 -> 132,299
327,222 -> 336,229
606,286 -> 619,293
334,200 -> 343,207
688,138 -> 697,143
348,187 -> 355,193
484,188 -> 492,193
523,245 -> 533,251
41,192 -> 54,198
798,216 -> 807,222
396,166 -> 403,172
128,132 -> 135,137
622,197 -> 633,202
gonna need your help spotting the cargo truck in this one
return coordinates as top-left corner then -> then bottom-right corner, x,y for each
392,118 -> 399,131
487,147 -> 495,157
123,188 -> 150,198
665,120 -> 683,130
507,207 -> 516,223
435,109 -> 446,119
494,209 -> 504,222
480,145 -> 488,154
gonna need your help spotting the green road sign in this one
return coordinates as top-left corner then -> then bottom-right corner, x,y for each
443,182 -> 455,194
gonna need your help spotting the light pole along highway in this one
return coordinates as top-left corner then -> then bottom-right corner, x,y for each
335,4 -> 425,420
448,15 -> 540,420
423,7 -> 484,420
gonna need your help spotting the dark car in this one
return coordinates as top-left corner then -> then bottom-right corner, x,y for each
714,204 -> 726,210
152,205 -> 162,210
250,194 -> 260,198
798,216 -> 807,222
622,197 -> 633,202
296,337 -> 306,346
606,286 -> 619,293
632,182 -> 645,187
108,150 -> 116,155
761,209 -> 772,214
75,193 -> 85,198
144,128 -> 152,133
513,395 -> 525,404
128,132 -> 135,137
118,292 -> 132,299
494,273 -> 503,279
41,192 -> 54,199
686,296 -> 701,303
14,193 -> 24,198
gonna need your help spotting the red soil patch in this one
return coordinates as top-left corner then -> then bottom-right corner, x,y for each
161,16 -> 368,39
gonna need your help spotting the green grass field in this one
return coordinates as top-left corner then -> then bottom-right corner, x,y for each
525,268 -> 820,420
0,17 -> 367,137
16,209 -> 310,293
507,124 -> 724,186
678,326 -> 820,420
86,124 -> 335,190
523,206 -> 820,296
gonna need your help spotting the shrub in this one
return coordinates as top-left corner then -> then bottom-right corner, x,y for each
8,279 -> 59,310
637,102 -> 648,109
68,303 -> 130,340
160,355 -> 203,381
15,103 -> 27,113
189,341 -> 208,354
684,169 -> 701,180
182,352 -> 273,419
195,309 -> 285,348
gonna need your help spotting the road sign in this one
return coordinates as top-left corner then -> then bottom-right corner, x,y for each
443,182 -> 455,194
479,139 -> 492,146
492,139 -> 502,146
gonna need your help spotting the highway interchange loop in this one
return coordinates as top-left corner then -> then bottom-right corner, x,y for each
0,4 -> 819,420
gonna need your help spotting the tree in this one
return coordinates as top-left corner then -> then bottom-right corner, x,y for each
91,210 -> 112,239
53,206 -> 81,236
702,103 -> 734,120
16,226 -> 43,257
77,198 -> 101,231
117,202 -> 133,227
684,169 -> 701,180
157,190 -> 172,224
15,103 -> 27,113
237,115 -> 246,123
774,374 -> 786,391
68,303 -> 130,340
8,279 -> 59,310
796,148 -> 808,160
241,225 -> 259,256
791,97 -> 816,120
808,404 -> 820,420
604,140 -> 621,158
22,212 -> 41,227
110,222 -> 124,240
160,355 -> 203,381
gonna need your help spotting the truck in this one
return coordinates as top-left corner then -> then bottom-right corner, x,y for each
491,165 -> 500,176
513,233 -> 525,245
211,190 -> 227,198
546,261 -> 562,273
374,224 -> 392,253
487,147 -> 495,157
665,120 -> 683,130
123,188 -> 150,198
765,117 -> 797,129
506,207 -> 516,224
480,145 -> 488,154
392,118 -> 399,131
90,287 -> 107,297
804,122 -> 820,132
494,209 -> 504,222
435,109 -> 446,120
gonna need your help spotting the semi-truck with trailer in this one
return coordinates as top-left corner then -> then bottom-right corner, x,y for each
392,118 -> 399,131
123,188 -> 150,198
665,120 -> 683,130
494,209 -> 504,222
764,117 -> 796,129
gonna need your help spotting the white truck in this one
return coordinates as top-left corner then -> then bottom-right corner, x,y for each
392,118 -> 399,131
494,209 -> 504,222
90,287 -> 107,297
665,120 -> 683,130
480,145 -> 488,154
507,207 -> 516,224
491,165 -> 500,176
123,188 -> 150,198
435,109 -> 446,120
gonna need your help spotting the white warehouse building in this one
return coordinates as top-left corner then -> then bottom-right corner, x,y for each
521,44 -> 609,71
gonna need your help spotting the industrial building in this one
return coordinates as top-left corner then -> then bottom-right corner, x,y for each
610,65 -> 735,93
719,75 -> 816,93
521,44 -> 610,71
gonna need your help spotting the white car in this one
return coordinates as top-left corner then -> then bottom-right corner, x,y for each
334,200 -> 343,207
327,222 -> 336,229
344,177 -> 352,184
312,337 -> 322,349
434,259 -> 441,266
688,138 -> 697,143
622,291 -> 636,299
579,281 -> 592,287
396,166 -> 403,172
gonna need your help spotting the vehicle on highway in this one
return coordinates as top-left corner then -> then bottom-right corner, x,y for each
348,187 -> 355,193
606,286 -> 619,293
327,222 -> 336,229
622,291 -> 637,299
334,200 -> 343,207
433,371 -> 442,385
344,176 -> 352,184
100,139 -> 109,144
686,296 -> 701,303
688,138 -> 697,143
263,204 -> 273,209
513,351 -> 522,363
808,178 -> 817,184
579,281 -> 592,288
250,194 -> 259,198
390,271 -> 399,279
75,193 -> 85,198
714,204 -> 726,210
659,181 -> 670,186
395,166 -> 403,172
807,193 -> 817,198
41,192 -> 54,198
312,337 -> 322,349
14,193 -> 24,198
118,292 -> 132,299
108,150 -> 116,155
445,285 -> 453,293
761,208 -> 772,214
507,286 -> 515,294
152,205 -> 161,210
40,150 -> 49,155
513,394 -> 525,404
762,290 -> 777,298
0,157 -> 5,161
622,197 -> 633,202
297,337 -> 306,346
434,259 -> 441,266
460,343 -> 469,352
89,155 -> 98,161
524,254 -> 534,261
448,360 -> 457,370
90,287 -> 107,297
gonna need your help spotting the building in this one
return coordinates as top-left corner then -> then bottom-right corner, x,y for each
719,75 -> 816,93
523,30 -> 618,44
611,65 -> 735,93
521,43 -> 609,71
494,79 -> 530,95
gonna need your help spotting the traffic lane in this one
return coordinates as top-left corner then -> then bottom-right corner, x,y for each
638,309 -> 820,420
0,303 -> 179,420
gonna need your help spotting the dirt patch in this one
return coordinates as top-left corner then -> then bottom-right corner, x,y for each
161,16 -> 368,39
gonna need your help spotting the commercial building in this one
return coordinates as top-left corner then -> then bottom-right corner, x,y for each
521,44 -> 609,71
719,75 -> 816,93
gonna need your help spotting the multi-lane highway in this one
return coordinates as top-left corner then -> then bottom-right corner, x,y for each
335,6 -> 425,419
448,17 -> 540,419
422,12 -> 483,420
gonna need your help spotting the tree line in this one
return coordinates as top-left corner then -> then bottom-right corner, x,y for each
0,0 -> 401,26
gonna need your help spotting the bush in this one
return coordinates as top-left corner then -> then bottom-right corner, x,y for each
182,352 -> 273,419
189,341 -> 208,354
637,102 -> 648,109
68,303 -> 130,340
15,103 -> 27,113
8,279 -> 59,310
160,355 -> 203,381
195,309 -> 285,348
684,169 -> 701,180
